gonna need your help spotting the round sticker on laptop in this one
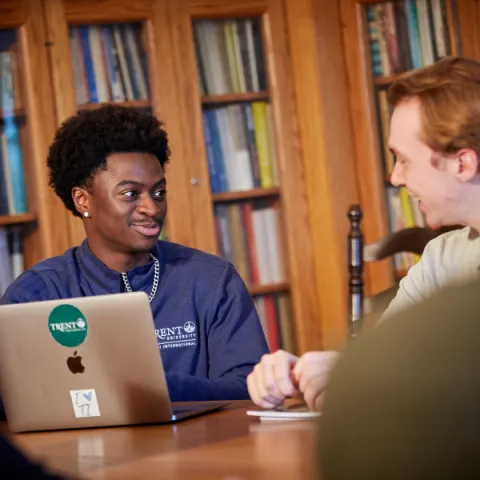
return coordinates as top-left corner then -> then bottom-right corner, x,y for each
48,304 -> 88,348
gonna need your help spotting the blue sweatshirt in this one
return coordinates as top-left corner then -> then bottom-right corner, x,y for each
0,240 -> 269,402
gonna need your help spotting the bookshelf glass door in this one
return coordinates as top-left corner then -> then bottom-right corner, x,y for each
192,16 -> 294,351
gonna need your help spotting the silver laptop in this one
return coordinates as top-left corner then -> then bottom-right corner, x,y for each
0,292 -> 228,433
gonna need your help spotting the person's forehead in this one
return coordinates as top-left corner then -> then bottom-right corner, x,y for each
104,152 -> 164,177
389,99 -> 423,149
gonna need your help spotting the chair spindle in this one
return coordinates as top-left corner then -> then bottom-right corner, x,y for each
348,204 -> 364,339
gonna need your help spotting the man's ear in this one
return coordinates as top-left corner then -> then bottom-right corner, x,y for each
72,187 -> 91,217
455,148 -> 479,182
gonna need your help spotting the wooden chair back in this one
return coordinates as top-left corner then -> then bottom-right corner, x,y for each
347,204 -> 460,338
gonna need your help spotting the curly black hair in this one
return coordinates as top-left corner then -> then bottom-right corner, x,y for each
47,103 -> 171,217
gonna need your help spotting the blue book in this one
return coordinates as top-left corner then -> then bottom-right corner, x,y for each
0,138 -> 9,215
366,6 -> 382,76
211,110 -> 229,192
4,118 -> 27,213
405,0 -> 423,69
79,26 -> 98,103
0,54 -> 26,214
202,110 -> 221,193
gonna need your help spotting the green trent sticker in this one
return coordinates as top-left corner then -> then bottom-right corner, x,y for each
48,304 -> 88,348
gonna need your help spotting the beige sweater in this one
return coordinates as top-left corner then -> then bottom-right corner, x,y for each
381,226 -> 480,321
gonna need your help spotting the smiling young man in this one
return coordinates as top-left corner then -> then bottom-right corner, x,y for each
247,56 -> 480,411
379,56 -> 480,318
0,104 -> 269,402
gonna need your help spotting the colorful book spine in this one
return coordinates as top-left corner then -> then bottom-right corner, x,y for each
254,293 -> 294,352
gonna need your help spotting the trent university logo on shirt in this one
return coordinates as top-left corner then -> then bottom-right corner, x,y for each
155,321 -> 197,350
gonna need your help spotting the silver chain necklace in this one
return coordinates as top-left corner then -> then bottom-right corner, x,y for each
121,254 -> 159,303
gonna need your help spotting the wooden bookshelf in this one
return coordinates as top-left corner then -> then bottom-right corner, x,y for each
189,13 -> 296,352
0,0 -> 70,293
4,0 -> 480,350
0,108 -> 26,119
12,0 -> 430,351
249,282 -> 289,296
0,213 -> 36,226
396,269 -> 408,280
212,187 -> 280,203
40,0 -> 362,352
77,100 -> 151,111
167,1 -> 320,353
201,91 -> 269,105
281,0 -> 362,349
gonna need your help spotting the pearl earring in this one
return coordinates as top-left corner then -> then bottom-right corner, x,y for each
83,212 -> 90,218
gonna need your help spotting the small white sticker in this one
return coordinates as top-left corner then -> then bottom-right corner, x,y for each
70,389 -> 101,418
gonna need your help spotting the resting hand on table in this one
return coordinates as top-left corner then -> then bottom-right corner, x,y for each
246,350 -> 340,410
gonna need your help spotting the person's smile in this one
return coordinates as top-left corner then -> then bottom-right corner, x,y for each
131,221 -> 161,237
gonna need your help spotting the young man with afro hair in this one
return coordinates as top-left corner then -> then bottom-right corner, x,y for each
1,104 -> 269,402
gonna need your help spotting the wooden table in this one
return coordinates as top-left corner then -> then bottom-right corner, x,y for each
5,401 -> 320,479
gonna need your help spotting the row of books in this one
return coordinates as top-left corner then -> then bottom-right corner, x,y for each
386,187 -> 425,272
203,101 -> 278,193
0,227 -> 23,297
194,18 -> 267,96
254,293 -> 294,353
69,23 -> 150,105
367,0 -> 453,77
214,201 -> 284,286
0,118 -> 27,215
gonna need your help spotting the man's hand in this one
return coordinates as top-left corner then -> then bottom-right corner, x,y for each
247,350 -> 300,408
292,351 -> 340,410
247,350 -> 340,410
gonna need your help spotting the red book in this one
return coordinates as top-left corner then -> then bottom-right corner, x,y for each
240,202 -> 260,284
263,295 -> 280,352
